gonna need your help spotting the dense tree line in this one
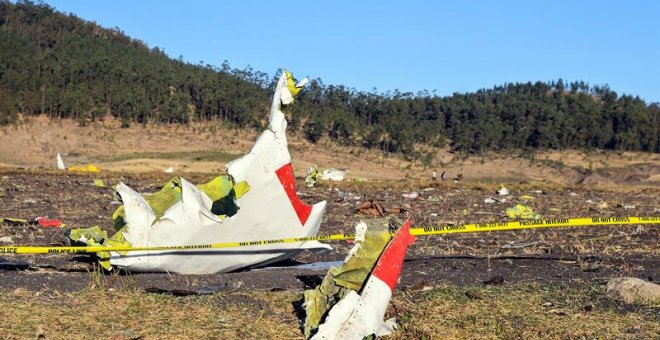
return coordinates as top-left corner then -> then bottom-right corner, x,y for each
291,80 -> 658,153
0,0 -> 270,128
1,1 -> 658,153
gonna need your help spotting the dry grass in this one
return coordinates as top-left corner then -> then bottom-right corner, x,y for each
390,283 -> 660,339
0,281 -> 657,339
0,287 -> 302,339
1,116 -> 658,188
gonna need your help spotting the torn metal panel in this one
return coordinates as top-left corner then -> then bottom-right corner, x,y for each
305,166 -> 347,187
56,153 -> 65,170
506,204 -> 541,220
319,169 -> 347,181
68,226 -> 108,246
303,219 -> 390,338
306,166 -> 320,187
32,216 -> 64,228
305,218 -> 414,339
86,70 -> 328,274
330,220 -> 392,291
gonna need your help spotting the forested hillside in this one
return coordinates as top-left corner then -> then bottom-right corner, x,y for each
1,1 -> 658,153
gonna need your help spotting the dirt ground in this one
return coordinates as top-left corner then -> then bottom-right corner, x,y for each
0,169 -> 657,294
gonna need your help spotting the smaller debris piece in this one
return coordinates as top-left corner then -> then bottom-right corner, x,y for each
320,168 -> 347,181
401,191 -> 419,200
305,165 -> 348,187
68,164 -> 101,173
506,204 -> 541,220
56,153 -> 66,170
32,216 -> 64,228
484,197 -> 505,204
354,200 -> 406,217
68,226 -> 108,246
304,218 -> 414,339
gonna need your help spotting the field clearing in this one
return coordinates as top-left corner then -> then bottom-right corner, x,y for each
0,118 -> 659,338
1,116 -> 658,186
0,167 -> 658,338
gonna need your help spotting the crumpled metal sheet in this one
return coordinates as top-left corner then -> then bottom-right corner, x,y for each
354,200 -> 406,217
304,218 -> 414,339
506,204 -> 541,219
303,219 -> 391,337
72,71 -> 330,274
305,166 -> 347,187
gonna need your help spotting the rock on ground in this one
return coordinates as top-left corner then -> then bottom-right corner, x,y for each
606,277 -> 660,304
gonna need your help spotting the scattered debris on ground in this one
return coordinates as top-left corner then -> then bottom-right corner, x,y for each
506,204 -> 541,219
306,165 -> 348,187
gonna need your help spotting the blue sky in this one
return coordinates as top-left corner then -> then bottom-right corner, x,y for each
44,1 -> 659,102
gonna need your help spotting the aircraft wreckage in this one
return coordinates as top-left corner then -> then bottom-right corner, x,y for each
69,70 -> 330,274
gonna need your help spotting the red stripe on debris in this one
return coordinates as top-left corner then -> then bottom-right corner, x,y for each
371,219 -> 415,291
275,163 -> 312,226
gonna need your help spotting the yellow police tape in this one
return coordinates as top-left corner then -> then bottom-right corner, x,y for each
0,216 -> 657,255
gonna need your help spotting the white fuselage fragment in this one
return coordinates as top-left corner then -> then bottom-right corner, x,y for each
312,277 -> 394,339
56,153 -> 66,170
311,219 -> 414,339
108,71 -> 328,274
319,169 -> 347,181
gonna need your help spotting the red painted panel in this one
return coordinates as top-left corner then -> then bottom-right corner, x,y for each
371,218 -> 415,292
275,163 -> 312,226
